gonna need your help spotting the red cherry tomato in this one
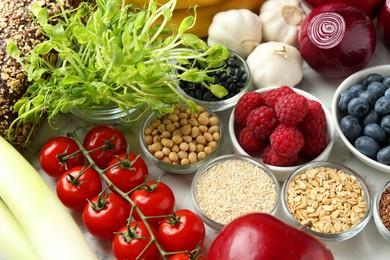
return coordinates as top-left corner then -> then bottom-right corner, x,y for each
82,192 -> 130,240
83,125 -> 127,169
112,221 -> 161,260
56,166 -> 102,211
130,180 -> 175,228
40,136 -> 85,178
105,153 -> 148,193
157,209 -> 205,252
168,253 -> 205,260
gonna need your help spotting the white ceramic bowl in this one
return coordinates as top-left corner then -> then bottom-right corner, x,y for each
229,86 -> 335,181
331,65 -> 390,173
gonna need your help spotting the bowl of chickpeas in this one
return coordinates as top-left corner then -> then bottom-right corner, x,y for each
139,103 -> 223,174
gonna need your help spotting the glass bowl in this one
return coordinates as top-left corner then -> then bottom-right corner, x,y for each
139,104 -> 223,174
178,51 -> 252,112
71,106 -> 139,125
281,161 -> 372,242
229,86 -> 335,181
191,154 -> 280,230
373,179 -> 390,243
331,64 -> 390,173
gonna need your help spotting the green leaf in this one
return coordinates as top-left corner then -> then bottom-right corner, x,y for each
73,25 -> 91,44
31,4 -> 48,25
209,84 -> 228,98
34,41 -> 55,55
6,41 -> 20,59
178,16 -> 194,34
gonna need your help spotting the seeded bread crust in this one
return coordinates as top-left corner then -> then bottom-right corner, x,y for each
0,0 -> 81,151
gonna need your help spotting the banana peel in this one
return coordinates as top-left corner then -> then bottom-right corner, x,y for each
129,0 -> 266,38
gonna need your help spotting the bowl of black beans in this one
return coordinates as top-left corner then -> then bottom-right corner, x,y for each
178,51 -> 252,112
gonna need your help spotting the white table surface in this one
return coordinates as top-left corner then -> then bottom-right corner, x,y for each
22,38 -> 390,259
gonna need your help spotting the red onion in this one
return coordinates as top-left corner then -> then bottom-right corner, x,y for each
302,0 -> 384,18
298,2 -> 376,79
378,0 -> 390,51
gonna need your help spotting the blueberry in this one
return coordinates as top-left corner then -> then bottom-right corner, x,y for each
382,75 -> 390,87
381,114 -> 390,134
359,90 -> 383,107
363,73 -> 383,86
375,96 -> 390,115
364,123 -> 386,143
340,115 -> 363,143
338,90 -> 358,112
377,146 -> 390,165
385,88 -> 390,98
367,81 -> 388,96
354,136 -> 380,159
347,97 -> 370,118
348,84 -> 366,95
362,109 -> 379,125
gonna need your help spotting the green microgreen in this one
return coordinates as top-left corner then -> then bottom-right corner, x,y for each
7,0 -> 229,143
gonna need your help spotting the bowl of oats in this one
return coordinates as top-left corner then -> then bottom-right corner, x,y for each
281,161 -> 372,241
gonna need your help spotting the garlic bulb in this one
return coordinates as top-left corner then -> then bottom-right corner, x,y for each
207,9 -> 262,58
259,0 -> 306,46
246,41 -> 303,89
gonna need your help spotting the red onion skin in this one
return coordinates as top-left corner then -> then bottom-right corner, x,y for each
298,2 -> 376,79
302,0 -> 384,18
378,0 -> 390,51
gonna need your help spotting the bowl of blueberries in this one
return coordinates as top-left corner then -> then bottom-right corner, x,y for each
177,51 -> 252,112
331,65 -> 390,172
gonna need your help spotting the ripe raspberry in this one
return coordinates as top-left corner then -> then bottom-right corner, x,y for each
246,106 -> 279,140
262,86 -> 295,109
275,93 -> 308,125
234,91 -> 264,127
262,144 -> 299,167
298,100 -> 327,134
300,131 -> 327,160
270,124 -> 304,157
238,127 -> 266,155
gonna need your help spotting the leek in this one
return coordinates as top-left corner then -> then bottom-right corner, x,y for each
0,198 -> 39,260
0,136 -> 97,260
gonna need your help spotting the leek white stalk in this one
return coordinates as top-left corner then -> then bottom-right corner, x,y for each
0,136 -> 97,260
0,198 -> 39,260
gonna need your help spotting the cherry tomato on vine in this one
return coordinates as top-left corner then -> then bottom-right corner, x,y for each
105,153 -> 148,193
56,166 -> 102,211
40,136 -> 85,178
168,253 -> 205,260
157,209 -> 206,252
112,221 -> 161,260
130,180 -> 175,228
82,192 -> 130,240
83,125 -> 127,169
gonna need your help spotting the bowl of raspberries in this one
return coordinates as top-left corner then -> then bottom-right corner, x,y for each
332,65 -> 390,173
229,86 -> 335,181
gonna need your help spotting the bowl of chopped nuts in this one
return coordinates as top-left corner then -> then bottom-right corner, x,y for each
229,86 -> 335,181
281,161 -> 372,242
139,103 -> 223,174
373,179 -> 390,243
191,154 -> 280,230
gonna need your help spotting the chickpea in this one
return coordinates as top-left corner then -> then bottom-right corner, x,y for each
188,118 -> 199,127
209,125 -> 219,134
161,138 -> 173,148
182,135 -> 192,143
157,124 -> 166,133
180,124 -> 192,135
199,125 -> 208,134
168,152 -> 179,162
209,116 -> 219,126
166,124 -> 176,133
180,118 -> 188,126
149,142 -> 162,153
144,135 -> 153,145
196,135 -> 206,145
188,152 -> 198,164
152,129 -> 159,136
196,144 -> 204,153
204,132 -> 213,142
178,112 -> 188,120
188,142 -> 196,152
179,142 -> 189,152
162,147 -> 171,156
161,131 -> 171,139
178,151 -> 188,159
153,135 -> 161,143
162,118 -> 172,125
198,115 -> 210,126
181,158 -> 190,165
144,127 -> 153,135
162,156 -> 171,164
198,151 -> 207,161
173,121 -> 180,128
209,140 -> 217,148
172,135 -> 183,145
152,119 -> 161,128
167,114 -> 179,122
212,132 -> 220,142
154,151 -> 164,159
191,127 -> 200,138
171,144 -> 180,153
204,145 -> 213,155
